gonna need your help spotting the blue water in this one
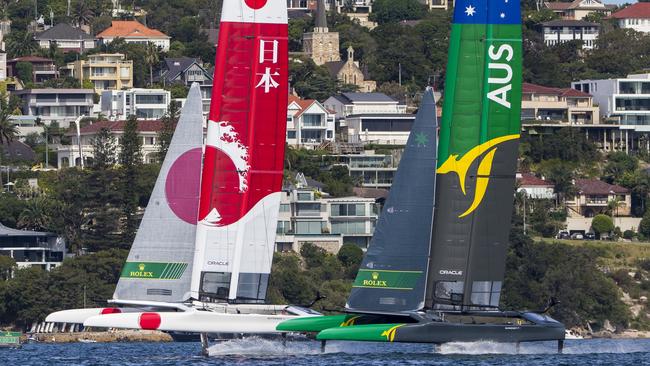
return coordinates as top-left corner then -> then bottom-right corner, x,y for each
2,338 -> 650,365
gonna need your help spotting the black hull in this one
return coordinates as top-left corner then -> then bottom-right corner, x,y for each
394,322 -> 565,344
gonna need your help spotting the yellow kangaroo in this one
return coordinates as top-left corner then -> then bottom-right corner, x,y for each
437,134 -> 519,218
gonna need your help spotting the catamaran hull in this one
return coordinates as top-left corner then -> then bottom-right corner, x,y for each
45,308 -> 133,324
84,311 -> 310,334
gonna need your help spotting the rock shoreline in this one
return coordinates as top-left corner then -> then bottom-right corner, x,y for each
30,330 -> 173,343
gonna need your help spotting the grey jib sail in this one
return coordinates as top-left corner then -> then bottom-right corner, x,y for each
347,88 -> 438,313
113,83 -> 204,303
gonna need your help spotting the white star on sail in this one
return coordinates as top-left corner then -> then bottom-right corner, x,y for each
465,5 -> 476,16
500,12 -> 505,18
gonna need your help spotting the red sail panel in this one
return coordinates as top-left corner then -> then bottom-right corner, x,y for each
200,21 -> 288,226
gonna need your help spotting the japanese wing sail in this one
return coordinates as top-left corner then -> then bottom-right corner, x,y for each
113,83 -> 204,303
346,89 -> 438,313
424,0 -> 522,310
190,0 -> 289,302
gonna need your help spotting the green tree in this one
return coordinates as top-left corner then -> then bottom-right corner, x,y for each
91,127 -> 117,169
592,214 -> 614,239
0,255 -> 15,281
17,197 -> 53,231
300,243 -> 327,269
5,31 -> 38,58
640,209 -> 650,238
157,102 -> 179,162
72,0 -> 95,28
603,152 -> 639,185
371,0 -> 427,24
15,61 -> 33,84
0,92 -> 19,144
144,42 -> 160,86
119,115 -> 142,245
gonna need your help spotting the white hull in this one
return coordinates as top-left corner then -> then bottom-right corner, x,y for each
84,309 -> 305,334
45,308 -> 140,325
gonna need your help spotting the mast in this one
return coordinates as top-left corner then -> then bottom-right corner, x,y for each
190,0 -> 289,303
424,0 -> 522,310
346,88 -> 438,313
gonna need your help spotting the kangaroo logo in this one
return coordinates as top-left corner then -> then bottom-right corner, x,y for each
381,324 -> 405,342
437,134 -> 519,218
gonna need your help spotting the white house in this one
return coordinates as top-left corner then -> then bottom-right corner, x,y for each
96,20 -> 170,51
0,223 -> 66,271
611,3 -> 650,33
324,92 -> 407,119
57,119 -> 166,168
516,173 -> 556,200
101,88 -> 171,120
287,95 -> 335,148
541,20 -> 599,50
14,89 -> 95,127
544,0 -> 612,20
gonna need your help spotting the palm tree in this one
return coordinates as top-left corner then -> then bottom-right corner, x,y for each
144,42 -> 160,86
0,92 -> 18,145
18,197 -> 52,231
5,31 -> 39,58
72,0 -> 95,28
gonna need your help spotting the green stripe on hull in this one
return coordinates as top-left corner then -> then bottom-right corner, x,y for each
317,324 -> 406,342
276,314 -> 354,332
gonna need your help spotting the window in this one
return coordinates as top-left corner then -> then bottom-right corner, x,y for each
327,130 -> 333,139
200,272 -> 231,300
470,281 -> 502,307
297,192 -> 312,201
303,114 -> 323,127
435,281 -> 464,303
136,94 -> 166,104
144,137 -> 155,145
236,273 -> 269,302
276,221 -> 291,234
279,204 -> 290,213
331,203 -> 366,216
287,130 -> 296,139
331,221 -> 367,235
295,221 -> 325,234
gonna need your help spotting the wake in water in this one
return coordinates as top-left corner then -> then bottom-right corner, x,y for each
207,337 -> 650,357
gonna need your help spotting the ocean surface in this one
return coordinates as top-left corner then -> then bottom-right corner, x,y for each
2,338 -> 650,365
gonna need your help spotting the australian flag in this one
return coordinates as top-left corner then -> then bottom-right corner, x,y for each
453,0 -> 521,25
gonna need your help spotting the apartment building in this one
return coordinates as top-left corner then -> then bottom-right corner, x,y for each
7,56 -> 58,83
0,223 -> 66,271
14,89 -> 94,127
101,88 -> 171,120
62,53 -> 133,92
541,20 -> 600,49
287,95 -> 336,148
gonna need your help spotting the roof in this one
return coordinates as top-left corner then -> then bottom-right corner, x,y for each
333,93 -> 397,105
288,95 -> 327,118
35,23 -> 93,41
545,0 -> 607,11
97,20 -> 170,39
612,3 -> 650,19
0,222 -> 54,237
15,88 -> 94,95
517,173 -> 554,187
575,179 -> 630,195
352,187 -> 389,200
346,113 -> 416,119
522,83 -> 592,97
7,56 -> 55,64
160,57 -> 212,84
541,19 -> 600,27
0,141 -> 37,162
68,120 -> 166,135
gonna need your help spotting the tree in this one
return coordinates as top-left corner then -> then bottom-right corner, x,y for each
592,214 -> 614,239
0,255 -> 15,281
144,42 -> 160,86
370,0 -> 427,24
603,152 -> 639,185
157,102 -> 179,162
119,115 -> 142,244
5,31 -> 38,58
15,61 -> 33,84
640,209 -> 650,238
72,0 -> 95,28
17,197 -> 53,231
91,127 -> 116,169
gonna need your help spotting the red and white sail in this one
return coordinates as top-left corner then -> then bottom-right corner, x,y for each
190,0 -> 289,302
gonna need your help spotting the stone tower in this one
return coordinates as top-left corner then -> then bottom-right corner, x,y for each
303,0 -> 340,66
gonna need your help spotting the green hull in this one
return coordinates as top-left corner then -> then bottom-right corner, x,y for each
276,314 -> 354,332
316,323 -> 405,342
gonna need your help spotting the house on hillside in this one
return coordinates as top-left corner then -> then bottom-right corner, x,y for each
516,173 -> 555,200
522,82 -> 599,124
62,53 -> 133,92
0,223 -> 66,271
544,0 -> 613,20
158,57 -> 213,115
14,89 -> 94,127
540,20 -> 600,49
7,56 -> 58,84
611,3 -> 650,33
100,88 -> 171,120
324,46 -> 376,92
34,23 -> 95,52
57,120 -> 167,168
96,20 -> 170,51
567,179 -> 631,217
287,95 -> 336,148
